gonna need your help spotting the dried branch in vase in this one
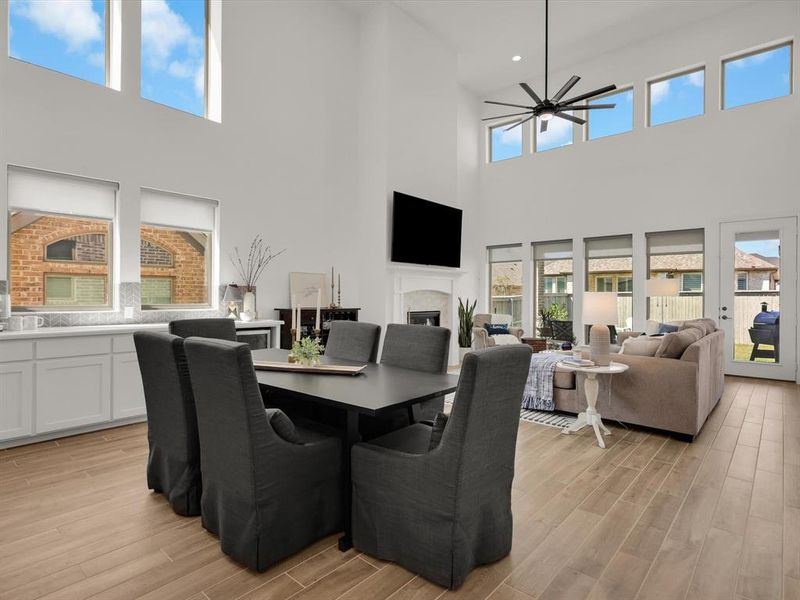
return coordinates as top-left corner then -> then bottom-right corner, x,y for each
229,235 -> 285,291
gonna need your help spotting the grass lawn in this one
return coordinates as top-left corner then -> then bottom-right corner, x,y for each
734,343 -> 777,363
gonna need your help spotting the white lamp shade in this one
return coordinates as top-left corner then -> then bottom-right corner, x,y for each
582,292 -> 618,324
646,278 -> 680,297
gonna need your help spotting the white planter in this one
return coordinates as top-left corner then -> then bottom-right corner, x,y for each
458,347 -> 471,364
243,290 -> 257,320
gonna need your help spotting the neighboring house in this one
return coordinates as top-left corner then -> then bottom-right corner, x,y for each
10,214 -> 208,308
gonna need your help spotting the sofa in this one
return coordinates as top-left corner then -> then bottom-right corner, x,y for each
472,313 -> 523,350
552,319 -> 724,439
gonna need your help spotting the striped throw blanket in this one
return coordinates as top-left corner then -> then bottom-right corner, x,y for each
522,353 -> 565,411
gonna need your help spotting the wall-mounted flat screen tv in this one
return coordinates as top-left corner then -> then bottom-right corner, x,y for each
390,191 -> 462,268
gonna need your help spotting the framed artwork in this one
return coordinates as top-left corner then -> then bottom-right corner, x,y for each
289,272 -> 329,307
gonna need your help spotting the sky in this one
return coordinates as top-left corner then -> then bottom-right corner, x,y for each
491,123 -> 523,161
724,44 -> 791,109
9,0 -> 206,117
649,69 -> 704,126
736,239 -> 780,259
587,89 -> 633,140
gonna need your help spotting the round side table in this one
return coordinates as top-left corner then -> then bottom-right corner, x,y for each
558,361 -> 629,448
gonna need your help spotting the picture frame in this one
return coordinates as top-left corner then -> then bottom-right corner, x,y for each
289,272 -> 329,307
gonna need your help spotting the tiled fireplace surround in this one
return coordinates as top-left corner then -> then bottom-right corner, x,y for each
0,280 -> 224,327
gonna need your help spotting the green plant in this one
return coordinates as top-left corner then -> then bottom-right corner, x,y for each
543,302 -> 568,322
458,297 -> 477,348
291,336 -> 323,366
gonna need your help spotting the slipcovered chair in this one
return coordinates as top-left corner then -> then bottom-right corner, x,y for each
169,318 -> 237,341
351,344 -> 533,589
183,337 -> 342,571
324,321 -> 381,363
472,313 -> 523,349
360,324 -> 450,437
134,331 -> 201,516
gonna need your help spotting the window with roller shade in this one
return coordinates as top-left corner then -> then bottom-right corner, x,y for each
533,240 -> 573,339
8,166 -> 116,311
488,244 -> 523,327
140,188 -> 217,308
585,235 -> 633,329
647,229 -> 704,321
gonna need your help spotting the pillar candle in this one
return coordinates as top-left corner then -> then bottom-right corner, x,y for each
296,303 -> 301,341
291,295 -> 296,332
315,288 -> 321,331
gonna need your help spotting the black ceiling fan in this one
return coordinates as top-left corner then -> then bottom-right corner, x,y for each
483,0 -> 618,133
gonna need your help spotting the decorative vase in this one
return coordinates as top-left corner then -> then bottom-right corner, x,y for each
458,347 -> 470,365
243,290 -> 257,321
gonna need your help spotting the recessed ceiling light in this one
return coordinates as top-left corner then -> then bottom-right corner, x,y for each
511,55 -> 522,62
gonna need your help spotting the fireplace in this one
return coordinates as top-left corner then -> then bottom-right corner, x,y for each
408,310 -> 441,327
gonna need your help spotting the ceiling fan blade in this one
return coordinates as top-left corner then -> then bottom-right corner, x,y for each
481,111 -> 533,122
485,100 -> 534,110
560,84 -> 617,107
555,112 -> 586,125
505,114 -> 535,131
519,83 -> 543,105
551,75 -> 580,102
540,119 -> 548,133
559,104 -> 616,111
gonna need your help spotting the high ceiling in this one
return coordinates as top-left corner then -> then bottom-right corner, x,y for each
349,1 -> 753,95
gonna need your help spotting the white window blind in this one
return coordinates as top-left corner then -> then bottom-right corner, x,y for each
533,240 -> 572,261
140,188 -> 218,231
585,235 -> 633,259
488,244 -> 523,263
8,166 -> 117,220
647,229 -> 704,255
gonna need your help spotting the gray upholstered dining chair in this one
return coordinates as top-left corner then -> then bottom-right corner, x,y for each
183,337 -> 343,572
169,318 -> 237,341
324,321 -> 381,363
134,331 -> 201,516
379,323 -> 451,422
351,344 -> 532,589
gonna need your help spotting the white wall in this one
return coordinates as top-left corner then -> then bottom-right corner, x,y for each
0,1 -> 361,316
478,1 -> 800,375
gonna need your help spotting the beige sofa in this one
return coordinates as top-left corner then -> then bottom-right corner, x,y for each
472,313 -> 523,350
552,327 -> 724,440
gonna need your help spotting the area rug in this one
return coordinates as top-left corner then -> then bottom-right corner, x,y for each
519,409 -> 577,429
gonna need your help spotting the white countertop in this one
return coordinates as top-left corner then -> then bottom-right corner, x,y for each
0,319 -> 283,341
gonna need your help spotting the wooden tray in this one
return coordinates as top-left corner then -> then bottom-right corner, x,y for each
253,360 -> 366,375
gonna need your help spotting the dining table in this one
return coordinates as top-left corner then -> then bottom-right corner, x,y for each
252,348 -> 459,551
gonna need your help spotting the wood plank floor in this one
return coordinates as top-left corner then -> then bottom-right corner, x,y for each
1,375 -> 798,600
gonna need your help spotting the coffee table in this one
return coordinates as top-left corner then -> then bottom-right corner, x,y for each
558,361 -> 629,448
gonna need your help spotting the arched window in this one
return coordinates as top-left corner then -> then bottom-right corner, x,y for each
45,234 -> 107,263
140,239 -> 174,267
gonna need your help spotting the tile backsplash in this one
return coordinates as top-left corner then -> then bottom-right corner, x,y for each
1,280 -> 226,327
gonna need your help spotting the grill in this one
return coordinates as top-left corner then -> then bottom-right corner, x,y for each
749,302 -> 779,362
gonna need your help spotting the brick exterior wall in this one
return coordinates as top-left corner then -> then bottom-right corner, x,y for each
10,216 -> 207,307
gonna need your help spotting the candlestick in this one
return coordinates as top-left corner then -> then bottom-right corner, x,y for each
337,274 -> 341,307
296,304 -> 301,341
330,266 -> 336,309
290,294 -> 296,332
315,288 -> 321,331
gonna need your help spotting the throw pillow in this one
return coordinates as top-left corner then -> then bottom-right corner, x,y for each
265,408 -> 303,444
655,328 -> 703,359
620,336 -> 662,357
428,412 -> 449,451
657,323 -> 680,334
679,318 -> 717,337
484,323 -> 509,336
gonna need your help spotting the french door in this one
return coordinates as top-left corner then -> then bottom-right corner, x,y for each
719,218 -> 796,380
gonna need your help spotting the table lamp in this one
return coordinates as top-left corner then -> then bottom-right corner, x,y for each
222,284 -> 243,319
583,292 -> 618,366
646,278 -> 680,323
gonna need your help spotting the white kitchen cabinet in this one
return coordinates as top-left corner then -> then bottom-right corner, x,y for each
0,362 -> 34,441
113,353 -> 146,419
36,355 -> 111,433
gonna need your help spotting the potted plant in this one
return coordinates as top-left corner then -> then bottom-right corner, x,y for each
458,297 -> 477,364
230,235 -> 285,321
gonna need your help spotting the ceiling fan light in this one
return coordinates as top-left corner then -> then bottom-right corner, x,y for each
511,55 -> 522,62
540,110 -> 554,121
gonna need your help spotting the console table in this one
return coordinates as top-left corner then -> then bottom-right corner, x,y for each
274,307 -> 360,349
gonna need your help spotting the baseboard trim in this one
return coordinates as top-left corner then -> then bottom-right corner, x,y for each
0,416 -> 147,450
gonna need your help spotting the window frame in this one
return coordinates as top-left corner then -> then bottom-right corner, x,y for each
681,272 -> 704,292
736,271 -> 748,291
8,209 -> 114,312
584,85 -> 634,141
8,0 -> 119,89
721,40 -> 793,111
646,65 -> 706,128
487,119 -> 525,163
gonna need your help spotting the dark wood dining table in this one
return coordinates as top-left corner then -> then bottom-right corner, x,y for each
252,348 -> 459,551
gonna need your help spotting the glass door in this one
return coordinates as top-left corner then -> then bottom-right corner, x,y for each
719,218 -> 796,380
